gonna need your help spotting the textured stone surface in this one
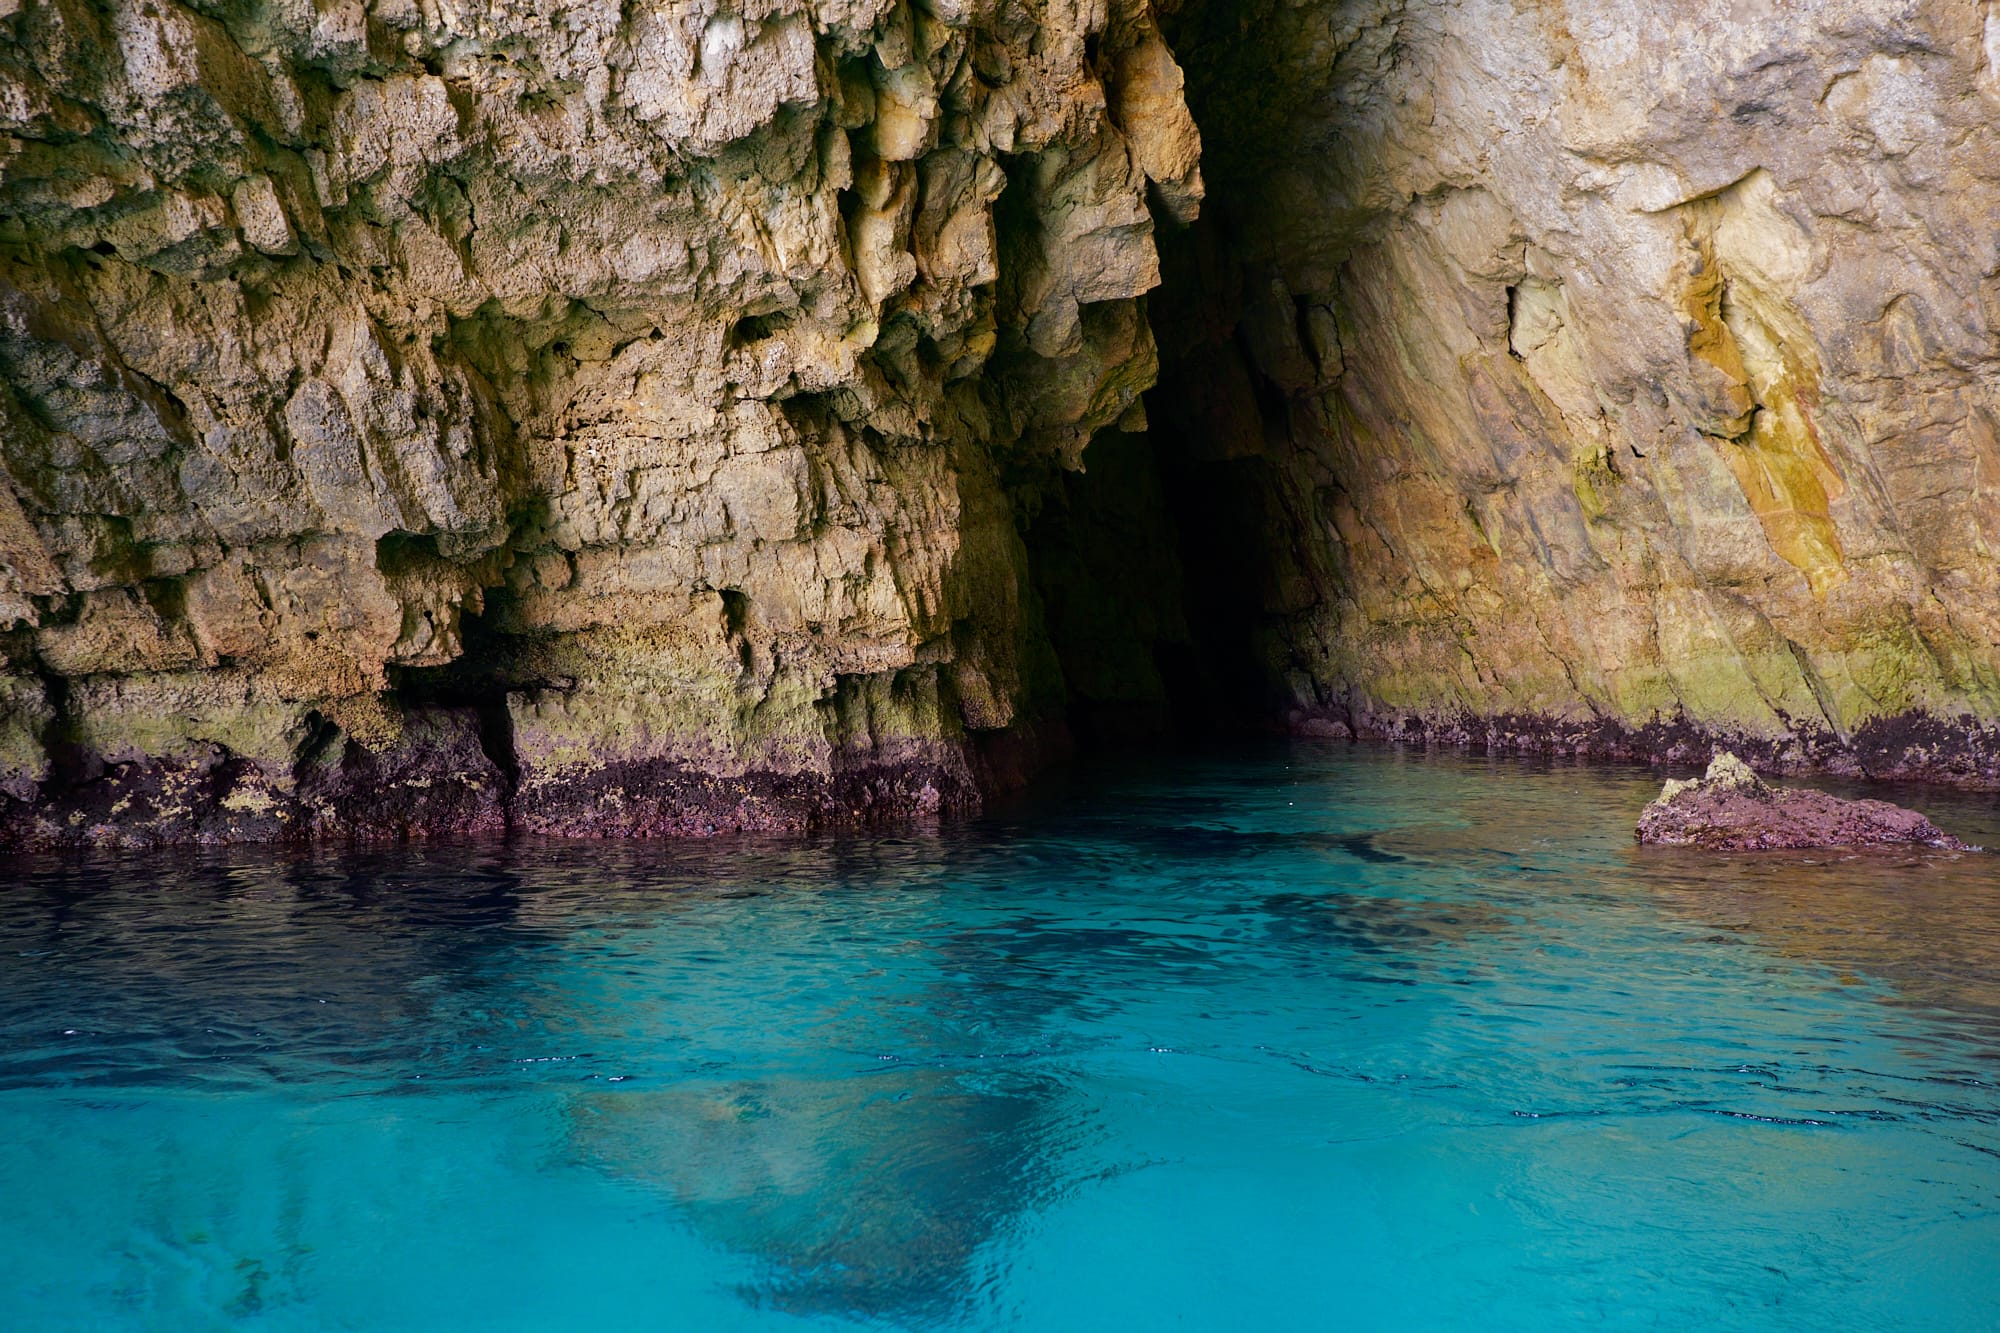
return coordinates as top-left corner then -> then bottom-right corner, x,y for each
1636,752 -> 1974,851
0,0 -> 1201,841
0,704 -> 511,849
1158,0 -> 2000,785
12,0 -> 2000,845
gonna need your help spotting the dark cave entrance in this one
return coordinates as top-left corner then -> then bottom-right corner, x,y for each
1015,290 -> 1290,751
1008,0 -> 1354,756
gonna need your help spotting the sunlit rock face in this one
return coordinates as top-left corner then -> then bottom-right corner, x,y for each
0,0 -> 1202,843
12,0 -> 2000,846
1157,0 -> 2000,784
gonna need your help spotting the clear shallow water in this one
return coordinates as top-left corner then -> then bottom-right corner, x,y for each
4,746 -> 2000,1332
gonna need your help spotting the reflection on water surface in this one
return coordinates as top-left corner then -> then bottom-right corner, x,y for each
2,746 -> 1999,1330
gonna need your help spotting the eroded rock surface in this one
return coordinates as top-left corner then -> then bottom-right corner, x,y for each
1158,0 -> 2000,785
1636,752 -> 1973,851
12,0 -> 2000,847
0,0 -> 1201,844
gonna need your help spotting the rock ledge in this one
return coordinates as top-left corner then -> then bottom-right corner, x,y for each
1636,754 -> 1976,852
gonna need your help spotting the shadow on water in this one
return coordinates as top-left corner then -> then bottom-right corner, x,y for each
0,846 -> 556,1089
571,1069 -> 1068,1322
6,742 -> 2000,1327
0,749 -> 1633,1325
1242,892 -> 1514,954
0,838 -> 1106,1324
554,865 -> 1511,1321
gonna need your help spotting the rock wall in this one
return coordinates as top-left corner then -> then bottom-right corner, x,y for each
1158,0 -> 2000,784
12,0 -> 2000,848
0,0 -> 1202,844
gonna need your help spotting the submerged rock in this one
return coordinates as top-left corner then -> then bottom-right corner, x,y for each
1636,754 -> 1974,852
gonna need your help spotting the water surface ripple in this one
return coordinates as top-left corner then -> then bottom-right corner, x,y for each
3,746 -> 1999,1330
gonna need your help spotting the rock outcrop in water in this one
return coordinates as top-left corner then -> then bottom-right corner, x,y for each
1156,0 -> 2000,786
1636,752 -> 1973,852
8,0 -> 2000,845
0,0 -> 1201,845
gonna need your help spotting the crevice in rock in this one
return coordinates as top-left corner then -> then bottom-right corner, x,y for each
473,698 -> 522,798
33,667 -> 87,790
727,309 -> 794,348
384,597 -> 525,821
291,709 -> 343,786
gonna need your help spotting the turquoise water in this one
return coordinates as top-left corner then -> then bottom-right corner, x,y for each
4,746 -> 2000,1331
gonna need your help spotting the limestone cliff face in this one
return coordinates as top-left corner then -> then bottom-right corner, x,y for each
10,0 -> 2000,847
1160,0 -> 2000,784
0,0 -> 1201,844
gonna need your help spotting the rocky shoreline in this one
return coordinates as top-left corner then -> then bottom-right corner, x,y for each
12,701 -> 2000,850
0,718 -> 994,851
1288,705 -> 2000,792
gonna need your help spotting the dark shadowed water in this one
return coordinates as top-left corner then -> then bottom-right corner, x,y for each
3,745 -> 1999,1330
